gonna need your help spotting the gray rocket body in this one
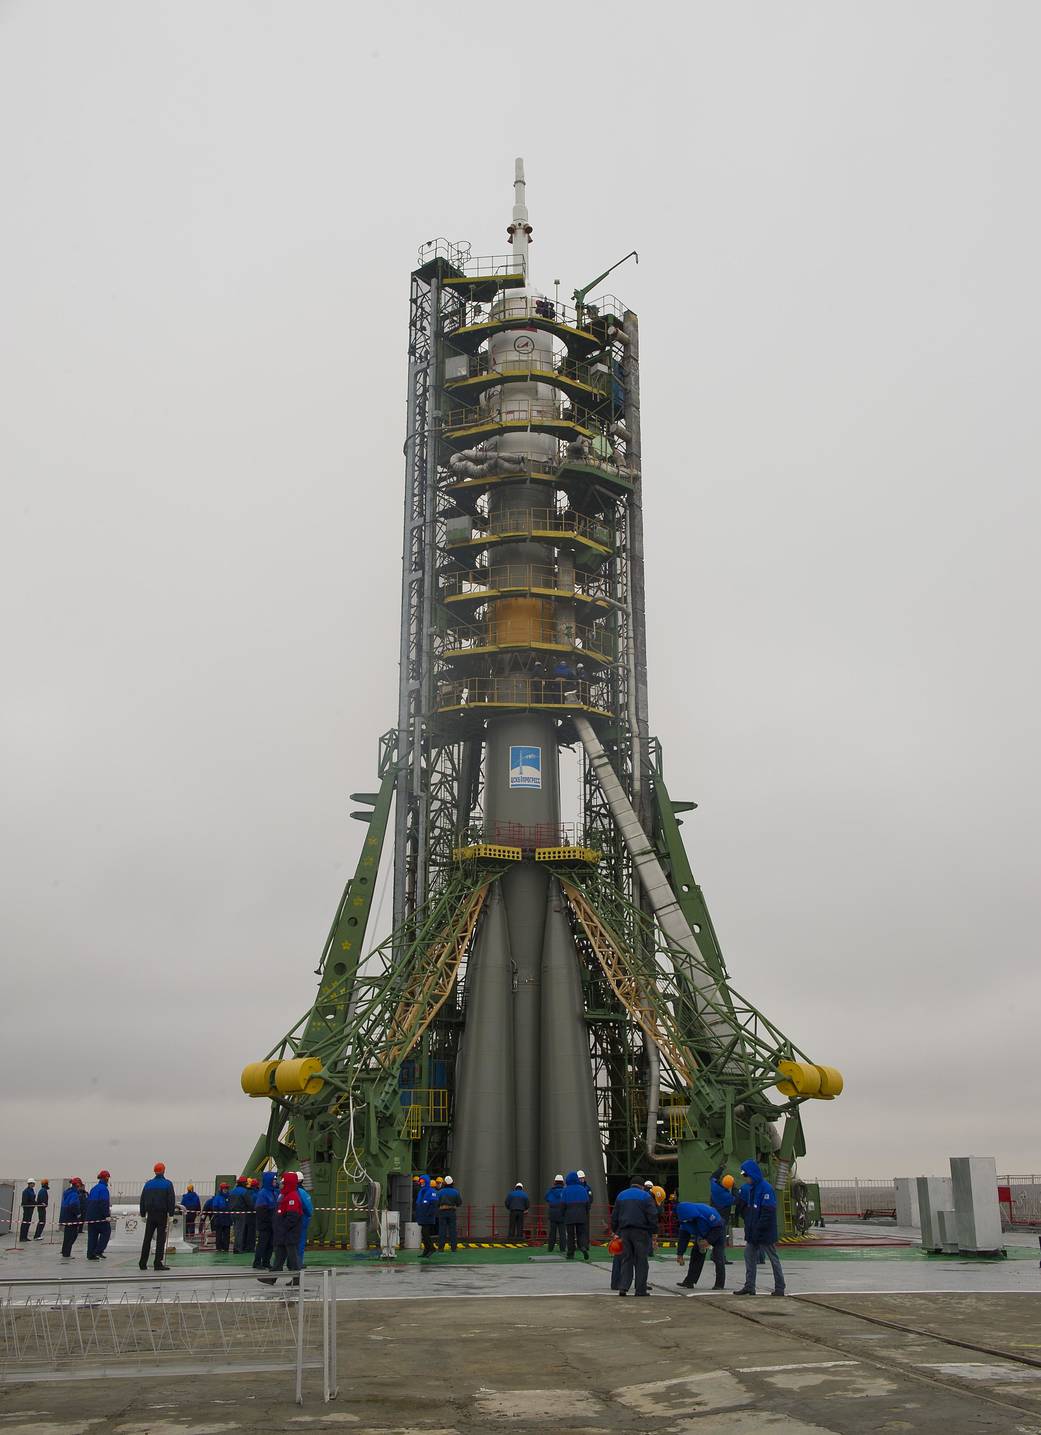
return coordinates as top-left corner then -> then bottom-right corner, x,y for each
450,275 -> 607,1220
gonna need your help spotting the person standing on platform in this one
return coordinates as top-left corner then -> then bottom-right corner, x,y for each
204,1184 -> 232,1250
229,1176 -> 252,1253
18,1181 -> 36,1241
674,1200 -> 727,1290
34,1180 -> 49,1239
259,1171 -> 304,1286
252,1171 -> 278,1270
243,1179 -> 258,1253
505,1183 -> 529,1240
563,1170 -> 591,1261
414,1176 -> 438,1257
295,1172 -> 313,1265
59,1178 -> 86,1259
610,1178 -> 659,1297
138,1161 -> 175,1271
732,1159 -> 785,1297
437,1175 -> 462,1252
85,1171 -> 112,1260
710,1165 -> 735,1236
180,1183 -> 201,1238
545,1174 -> 567,1252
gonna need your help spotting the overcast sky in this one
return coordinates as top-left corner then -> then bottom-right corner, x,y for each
2,1 -> 1038,1188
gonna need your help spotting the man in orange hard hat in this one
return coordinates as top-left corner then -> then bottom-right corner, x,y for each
138,1162 -> 176,1271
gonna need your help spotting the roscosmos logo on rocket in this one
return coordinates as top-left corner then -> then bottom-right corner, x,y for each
509,745 -> 542,790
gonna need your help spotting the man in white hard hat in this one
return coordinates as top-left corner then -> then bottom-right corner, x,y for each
436,1175 -> 462,1253
504,1182 -> 529,1241
545,1174 -> 567,1253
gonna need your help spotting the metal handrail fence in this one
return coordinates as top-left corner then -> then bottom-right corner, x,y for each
0,1268 -> 337,1404
446,292 -> 627,337
445,507 -> 613,551
440,563 -> 613,603
440,616 -> 617,665
435,676 -> 609,715
456,353 -> 610,393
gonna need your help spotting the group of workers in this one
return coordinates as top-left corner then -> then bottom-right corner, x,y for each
609,1159 -> 786,1298
21,1165 -> 316,1280
22,1155 -> 785,1297
412,1169 -> 600,1258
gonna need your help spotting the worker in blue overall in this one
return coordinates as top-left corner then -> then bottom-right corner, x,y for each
85,1171 -> 112,1259
675,1201 -> 727,1289
611,1179 -> 659,1296
296,1172 -> 314,1265
414,1176 -> 439,1257
504,1183 -> 529,1241
732,1160 -> 785,1297
437,1176 -> 462,1252
545,1174 -> 567,1252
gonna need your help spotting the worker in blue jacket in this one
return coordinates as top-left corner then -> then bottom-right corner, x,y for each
19,1182 -> 36,1242
610,1179 -> 659,1296
414,1175 -> 439,1257
205,1183 -> 232,1251
229,1177 -> 253,1254
545,1174 -> 567,1253
504,1183 -> 529,1241
59,1178 -> 87,1258
34,1180 -> 50,1239
180,1184 -> 201,1239
296,1172 -> 313,1264
138,1161 -> 176,1271
563,1170 -> 592,1260
733,1159 -> 785,1297
710,1165 -> 735,1226
674,1201 -> 726,1290
252,1171 -> 278,1270
436,1176 -> 462,1252
85,1171 -> 112,1260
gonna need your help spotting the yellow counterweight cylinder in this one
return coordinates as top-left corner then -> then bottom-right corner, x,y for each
274,1056 -> 325,1096
240,1060 -> 280,1098
775,1059 -> 844,1099
814,1065 -> 844,1099
775,1060 -> 822,1098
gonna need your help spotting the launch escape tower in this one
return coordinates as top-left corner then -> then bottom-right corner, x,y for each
240,164 -> 843,1241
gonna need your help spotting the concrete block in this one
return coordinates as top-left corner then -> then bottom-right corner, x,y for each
937,1208 -> 960,1253
894,1177 -> 920,1228
950,1155 -> 1004,1253
917,1175 -> 954,1251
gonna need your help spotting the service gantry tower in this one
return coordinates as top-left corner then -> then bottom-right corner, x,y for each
240,164 -> 842,1241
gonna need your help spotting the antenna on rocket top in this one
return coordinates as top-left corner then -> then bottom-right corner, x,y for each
507,156 -> 533,277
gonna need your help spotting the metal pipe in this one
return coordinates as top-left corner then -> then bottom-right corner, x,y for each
570,710 -> 741,1059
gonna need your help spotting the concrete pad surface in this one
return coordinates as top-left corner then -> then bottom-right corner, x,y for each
4,1286 -> 1041,1433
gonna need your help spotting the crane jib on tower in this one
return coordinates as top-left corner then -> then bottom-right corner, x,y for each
238,163 -> 843,1243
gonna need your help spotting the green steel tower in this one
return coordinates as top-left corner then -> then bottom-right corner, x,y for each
239,164 -> 843,1243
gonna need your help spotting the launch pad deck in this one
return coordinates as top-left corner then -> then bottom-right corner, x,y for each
2,1262 -> 1039,1433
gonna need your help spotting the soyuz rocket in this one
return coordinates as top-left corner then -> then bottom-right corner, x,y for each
450,164 -> 608,1211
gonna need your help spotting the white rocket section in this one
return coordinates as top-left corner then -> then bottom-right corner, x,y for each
509,157 -> 531,275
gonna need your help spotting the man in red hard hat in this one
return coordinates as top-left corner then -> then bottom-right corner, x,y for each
138,1163 -> 176,1272
85,1170 -> 112,1260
